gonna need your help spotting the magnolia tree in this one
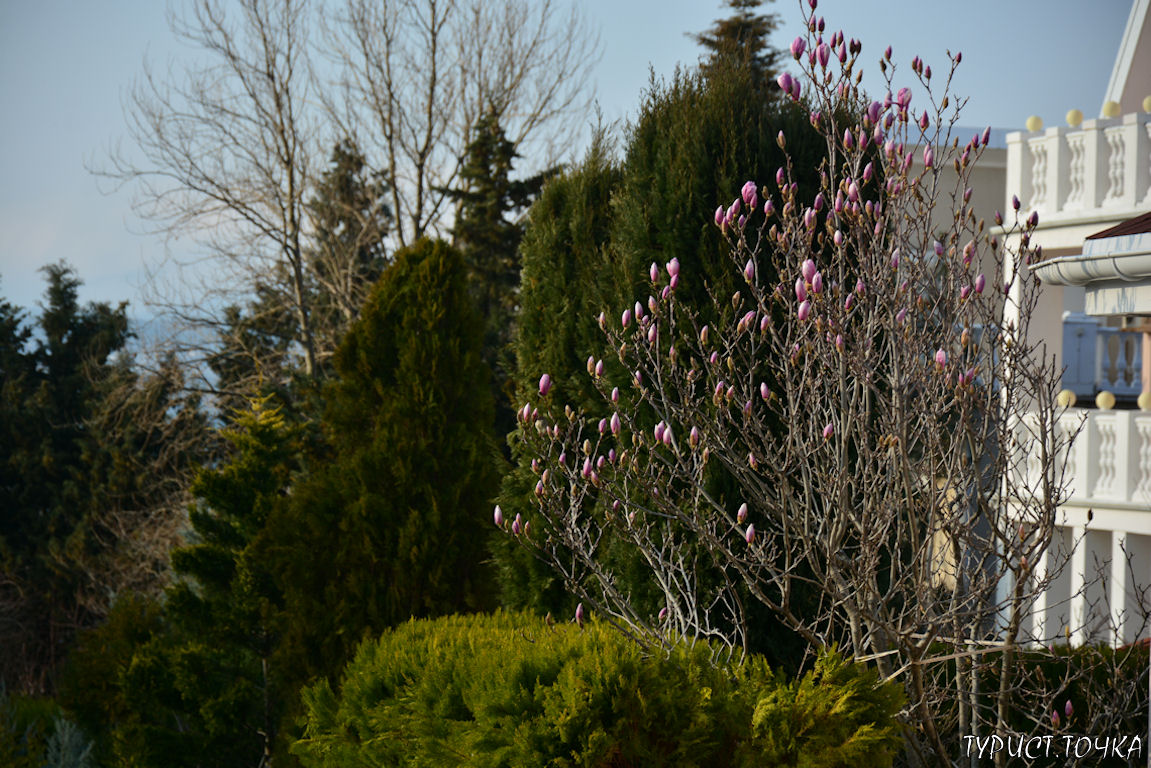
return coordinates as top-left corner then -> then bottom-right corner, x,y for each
502,3 -> 1147,766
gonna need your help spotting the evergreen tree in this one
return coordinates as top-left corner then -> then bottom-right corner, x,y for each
0,265 -> 131,693
692,0 -> 781,88
60,400 -> 296,767
208,139 -> 391,408
262,238 -> 502,693
445,109 -> 555,447
492,136 -> 622,614
306,138 -> 391,364
0,265 -> 210,696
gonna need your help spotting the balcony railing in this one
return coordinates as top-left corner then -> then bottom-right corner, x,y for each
1006,112 -> 1151,221
1012,407 -> 1151,646
1061,312 -> 1143,399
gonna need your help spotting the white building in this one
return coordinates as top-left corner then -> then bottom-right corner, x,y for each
1003,0 -> 1151,646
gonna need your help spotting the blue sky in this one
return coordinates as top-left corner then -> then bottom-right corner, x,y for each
0,0 -> 1132,316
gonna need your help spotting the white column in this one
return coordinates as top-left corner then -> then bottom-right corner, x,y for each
1111,530 -> 1130,645
1070,524 -> 1088,646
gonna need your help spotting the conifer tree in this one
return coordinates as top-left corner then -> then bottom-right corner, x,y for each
492,137 -> 622,614
1,266 -> 132,692
60,398 -> 297,768
263,238 -> 502,690
445,108 -> 554,445
693,0 -> 781,87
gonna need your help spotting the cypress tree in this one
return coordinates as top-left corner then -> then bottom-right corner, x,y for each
263,238 -> 502,690
492,136 -> 622,614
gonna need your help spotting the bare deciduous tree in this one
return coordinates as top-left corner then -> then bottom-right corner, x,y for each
325,0 -> 599,248
107,0 -> 322,389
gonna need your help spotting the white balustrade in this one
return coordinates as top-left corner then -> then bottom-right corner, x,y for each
1006,112 -> 1151,220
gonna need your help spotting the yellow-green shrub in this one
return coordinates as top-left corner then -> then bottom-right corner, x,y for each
293,611 -> 901,767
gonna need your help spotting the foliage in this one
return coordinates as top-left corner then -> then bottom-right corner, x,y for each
492,136 -> 623,616
446,108 -> 555,447
0,688 -> 94,768
506,5 -> 1092,765
293,611 -> 902,768
262,239 -> 503,695
498,45 -> 825,669
692,0 -> 781,88
0,265 -> 207,695
59,400 -> 298,768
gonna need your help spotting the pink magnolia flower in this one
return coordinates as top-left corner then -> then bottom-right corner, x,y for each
798,300 -> 812,321
741,180 -> 758,210
790,36 -> 806,59
935,348 -> 947,367
812,42 -> 828,68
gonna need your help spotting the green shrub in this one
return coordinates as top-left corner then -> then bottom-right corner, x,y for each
293,611 -> 902,767
0,689 -> 94,768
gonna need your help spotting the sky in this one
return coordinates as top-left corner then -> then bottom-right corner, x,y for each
0,0 -> 1134,320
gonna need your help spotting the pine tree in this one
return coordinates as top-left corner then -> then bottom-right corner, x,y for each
692,0 -> 781,87
306,139 -> 391,363
0,265 -> 131,693
208,139 -> 391,407
446,109 -> 555,447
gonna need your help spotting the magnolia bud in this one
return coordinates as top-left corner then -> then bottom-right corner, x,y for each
595,359 -> 605,377
737,503 -> 748,524
760,382 -> 769,400
796,278 -> 807,303
494,505 -> 504,526
823,423 -> 834,439
745,524 -> 756,544
667,258 -> 680,278
798,300 -> 811,321
974,274 -> 985,294
575,603 -> 585,627
689,426 -> 701,448
935,348 -> 947,367
539,373 -> 552,396
802,259 -> 817,282
622,309 -> 632,328
745,259 -> 755,282
658,606 -> 668,621
650,262 -> 659,282
611,412 -> 621,435
811,272 -> 824,294
790,36 -> 806,59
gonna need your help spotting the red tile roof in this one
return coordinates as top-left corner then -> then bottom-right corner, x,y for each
1086,211 -> 1151,240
